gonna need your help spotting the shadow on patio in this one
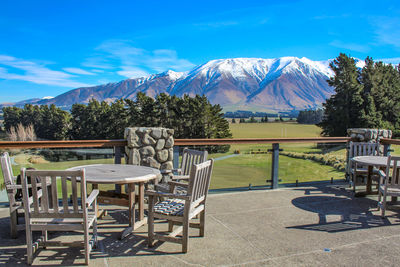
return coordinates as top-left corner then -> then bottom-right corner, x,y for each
1,182 -> 400,266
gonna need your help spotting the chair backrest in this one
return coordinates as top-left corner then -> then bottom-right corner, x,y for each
180,149 -> 208,176
347,141 -> 381,176
349,141 -> 380,158
187,159 -> 214,206
385,156 -> 400,188
21,169 -> 87,219
1,152 -> 17,204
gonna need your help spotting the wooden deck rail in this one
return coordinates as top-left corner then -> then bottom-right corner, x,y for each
380,138 -> 400,145
0,137 -> 351,190
0,137 -> 350,149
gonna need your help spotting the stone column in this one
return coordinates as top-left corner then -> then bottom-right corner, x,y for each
124,127 -> 174,172
347,128 -> 392,143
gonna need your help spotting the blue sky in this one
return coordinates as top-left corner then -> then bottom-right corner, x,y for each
0,0 -> 399,103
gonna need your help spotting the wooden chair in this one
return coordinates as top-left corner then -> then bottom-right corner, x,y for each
155,148 -> 208,194
347,141 -> 380,192
377,156 -> 400,218
21,169 -> 98,265
0,152 -> 24,238
147,159 -> 214,253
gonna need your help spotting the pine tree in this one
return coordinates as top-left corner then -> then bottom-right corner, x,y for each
319,53 -> 364,136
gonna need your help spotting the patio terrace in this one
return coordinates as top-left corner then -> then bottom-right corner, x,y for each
1,181 -> 400,266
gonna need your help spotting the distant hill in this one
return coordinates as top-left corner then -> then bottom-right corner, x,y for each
4,57 -> 339,112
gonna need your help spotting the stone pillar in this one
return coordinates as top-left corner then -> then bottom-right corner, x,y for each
124,127 -> 174,172
347,128 -> 392,143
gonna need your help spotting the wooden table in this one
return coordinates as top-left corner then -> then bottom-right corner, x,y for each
68,164 -> 160,239
351,156 -> 388,197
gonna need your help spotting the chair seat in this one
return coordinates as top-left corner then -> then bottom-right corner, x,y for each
154,199 -> 185,216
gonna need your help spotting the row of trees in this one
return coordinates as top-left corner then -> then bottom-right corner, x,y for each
319,53 -> 400,136
297,109 -> 323,124
3,93 -> 232,145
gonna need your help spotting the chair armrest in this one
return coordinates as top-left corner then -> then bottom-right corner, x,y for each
145,190 -> 191,201
168,181 -> 189,188
6,184 -> 22,190
171,175 -> 190,180
160,169 -> 172,174
86,189 -> 99,207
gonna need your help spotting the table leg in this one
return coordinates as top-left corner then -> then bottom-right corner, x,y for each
366,166 -> 373,194
139,182 -> 144,221
120,181 -> 151,240
120,183 -> 136,239
128,183 -> 136,227
92,184 -> 106,218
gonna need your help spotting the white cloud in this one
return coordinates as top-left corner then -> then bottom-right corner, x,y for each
372,17 -> 400,48
117,66 -> 149,78
84,40 -> 195,78
376,57 -> 400,64
63,67 -> 96,75
0,55 -> 92,88
329,40 -> 370,53
194,20 -> 239,28
91,69 -> 105,73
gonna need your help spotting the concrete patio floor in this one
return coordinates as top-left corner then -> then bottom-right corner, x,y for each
1,182 -> 400,266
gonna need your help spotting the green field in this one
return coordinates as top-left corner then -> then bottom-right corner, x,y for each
209,122 -> 345,189
1,122 -> 346,191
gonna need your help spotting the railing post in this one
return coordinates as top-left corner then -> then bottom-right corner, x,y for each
271,143 -> 279,189
114,146 -> 122,193
383,144 -> 391,156
173,146 -> 180,169
114,146 -> 122,164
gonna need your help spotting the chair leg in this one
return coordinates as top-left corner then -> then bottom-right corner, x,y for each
42,230 -> 48,249
84,226 -> 90,265
381,195 -> 387,218
182,218 -> 189,253
148,197 -> 155,247
10,209 -> 18,239
199,210 -> 205,237
377,190 -> 382,211
26,226 -> 33,265
93,200 -> 98,249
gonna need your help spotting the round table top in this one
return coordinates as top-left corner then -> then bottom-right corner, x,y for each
352,156 -> 388,167
67,164 -> 161,184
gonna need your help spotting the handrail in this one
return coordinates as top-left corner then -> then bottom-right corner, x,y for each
0,137 -> 350,149
0,140 -> 127,149
175,137 -> 349,145
380,138 -> 400,145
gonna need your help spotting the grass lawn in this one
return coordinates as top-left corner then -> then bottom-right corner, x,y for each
211,153 -> 344,189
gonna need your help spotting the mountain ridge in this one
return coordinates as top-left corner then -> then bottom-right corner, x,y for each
4,57 -> 341,112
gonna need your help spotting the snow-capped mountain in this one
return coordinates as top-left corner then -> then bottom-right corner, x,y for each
15,57 -> 336,112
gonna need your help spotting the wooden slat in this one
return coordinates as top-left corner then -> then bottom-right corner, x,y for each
40,176 -> 49,212
31,175 -> 40,215
61,177 -> 69,213
39,240 -> 84,247
71,176 -> 78,213
31,224 -> 83,231
51,176 -> 58,213
154,234 -> 182,244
